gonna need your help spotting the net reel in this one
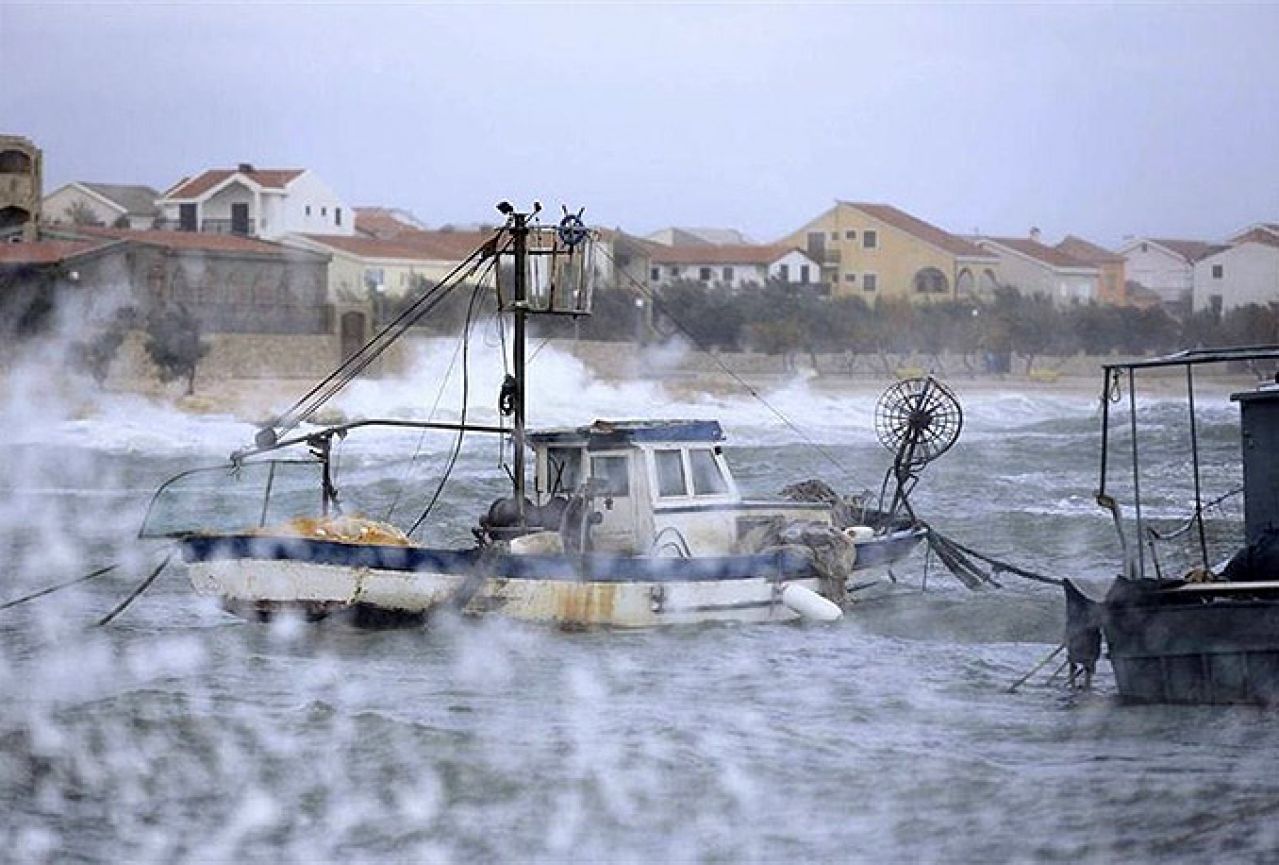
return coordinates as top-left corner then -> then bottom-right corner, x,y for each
495,206 -> 598,316
875,375 -> 963,520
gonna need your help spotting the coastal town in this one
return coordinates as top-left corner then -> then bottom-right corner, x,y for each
2,131 -> 1277,396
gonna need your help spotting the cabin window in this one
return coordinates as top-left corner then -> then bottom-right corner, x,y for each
689,449 -> 729,495
547,447 -> 583,495
655,449 -> 688,497
589,455 -> 629,497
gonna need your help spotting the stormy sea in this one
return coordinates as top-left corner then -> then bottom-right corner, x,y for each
1,343 -> 1275,864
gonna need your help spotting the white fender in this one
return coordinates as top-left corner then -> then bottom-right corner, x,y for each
781,584 -> 843,622
844,526 -> 875,544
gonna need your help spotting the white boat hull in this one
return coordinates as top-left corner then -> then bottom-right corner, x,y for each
184,530 -> 924,628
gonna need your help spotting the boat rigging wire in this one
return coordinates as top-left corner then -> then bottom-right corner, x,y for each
407,279 -> 491,538
385,254 -> 501,525
267,238 -> 500,441
593,242 -> 856,486
0,564 -> 118,612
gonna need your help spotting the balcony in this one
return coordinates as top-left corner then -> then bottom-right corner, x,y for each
153,217 -> 257,236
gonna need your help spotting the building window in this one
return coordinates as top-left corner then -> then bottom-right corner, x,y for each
1210,295 -> 1223,315
913,267 -> 949,294
668,267 -> 679,277
830,231 -> 839,241
845,230 -> 856,240
722,266 -> 733,282
650,267 -> 660,281
321,206 -> 327,217
843,272 -> 856,283
306,205 -> 312,216
1140,242 -> 1148,252
779,264 -> 790,281
863,273 -> 878,292
863,230 -> 878,249
1212,264 -> 1224,279
800,264 -> 810,283
335,207 -> 342,226
699,267 -> 712,281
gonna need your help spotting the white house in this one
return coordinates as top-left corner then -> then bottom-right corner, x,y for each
158,164 -> 353,240
1192,237 -> 1279,314
42,182 -> 160,229
648,244 -> 821,290
974,234 -> 1099,304
1118,237 -> 1227,313
646,227 -> 755,246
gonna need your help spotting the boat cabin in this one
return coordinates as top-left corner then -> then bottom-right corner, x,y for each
527,420 -> 829,555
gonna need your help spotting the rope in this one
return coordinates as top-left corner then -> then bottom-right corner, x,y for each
925,525 -> 1064,588
95,547 -> 175,627
0,564 -> 117,612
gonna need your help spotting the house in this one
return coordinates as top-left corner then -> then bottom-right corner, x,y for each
1192,233 -> 1279,314
1228,223 -> 1279,245
157,164 -> 353,240
1118,237 -> 1228,316
646,227 -> 754,246
287,232 -> 473,304
354,207 -> 429,240
1055,235 -> 1126,305
648,244 -> 820,291
0,237 -> 123,340
0,134 -> 42,241
779,202 -> 999,301
61,226 -> 332,335
43,182 -> 160,230
975,232 -> 1100,305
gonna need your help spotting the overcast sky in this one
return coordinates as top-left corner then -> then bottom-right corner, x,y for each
2,1 -> 1277,246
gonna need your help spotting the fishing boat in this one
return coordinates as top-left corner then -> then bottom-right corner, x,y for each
1065,346 -> 1279,703
142,203 -> 960,628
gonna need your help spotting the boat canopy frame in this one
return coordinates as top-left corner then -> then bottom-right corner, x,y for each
1097,345 -> 1279,581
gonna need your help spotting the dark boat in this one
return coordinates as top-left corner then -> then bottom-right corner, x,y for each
1065,345 -> 1279,704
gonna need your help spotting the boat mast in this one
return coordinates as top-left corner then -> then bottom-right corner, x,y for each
505,202 -> 535,527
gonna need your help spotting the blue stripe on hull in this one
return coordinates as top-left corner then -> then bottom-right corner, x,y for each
181,529 -> 924,583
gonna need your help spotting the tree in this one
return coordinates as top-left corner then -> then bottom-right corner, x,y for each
144,303 -> 209,395
71,308 -> 133,387
63,200 -> 104,227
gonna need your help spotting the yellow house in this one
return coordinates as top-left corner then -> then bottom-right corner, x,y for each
779,202 -> 1000,302
287,232 -> 486,303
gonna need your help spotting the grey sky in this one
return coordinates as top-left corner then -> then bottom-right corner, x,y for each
2,1 -> 1277,246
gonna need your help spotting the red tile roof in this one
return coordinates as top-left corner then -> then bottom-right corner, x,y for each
353,207 -> 426,240
165,168 -> 304,200
1232,228 -> 1279,249
1055,235 -> 1124,264
1147,238 -> 1229,263
302,234 -> 454,260
841,202 -> 993,258
74,226 -> 321,257
0,239 -> 117,265
982,236 -> 1095,269
649,243 -> 802,266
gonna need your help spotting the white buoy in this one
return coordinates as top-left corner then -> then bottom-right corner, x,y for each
781,584 -> 843,622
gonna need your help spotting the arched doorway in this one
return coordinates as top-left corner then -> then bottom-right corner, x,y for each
956,268 -> 975,296
340,311 -> 367,362
0,206 -> 31,231
913,267 -> 949,295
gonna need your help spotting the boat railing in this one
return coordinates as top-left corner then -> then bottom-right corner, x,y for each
1097,344 -> 1279,581
139,460 -> 323,539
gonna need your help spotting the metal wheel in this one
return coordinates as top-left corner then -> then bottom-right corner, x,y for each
874,376 -> 963,468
